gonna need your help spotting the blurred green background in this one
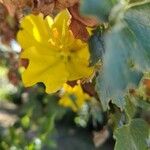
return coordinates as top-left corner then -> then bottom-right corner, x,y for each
0,41 -> 114,150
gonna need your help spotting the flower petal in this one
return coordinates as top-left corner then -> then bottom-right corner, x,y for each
58,83 -> 91,112
67,46 -> 94,80
59,96 -> 77,112
54,9 -> 71,30
17,14 -> 53,49
21,47 -> 68,93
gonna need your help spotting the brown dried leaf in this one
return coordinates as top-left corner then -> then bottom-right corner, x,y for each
68,3 -> 99,41
82,82 -> 96,96
0,3 -> 8,21
0,2 -> 18,43
69,3 -> 98,27
70,18 -> 89,41
0,0 -> 98,43
20,58 -> 29,69
129,89 -> 137,96
32,0 -> 55,16
1,0 -> 55,17
7,68 -> 19,85
0,22 -> 17,43
67,80 -> 77,87
0,0 -> 55,42
0,0 -> 32,20
143,79 -> 150,89
0,0 -> 17,16
55,0 -> 79,10
7,52 -> 20,86
143,79 -> 150,97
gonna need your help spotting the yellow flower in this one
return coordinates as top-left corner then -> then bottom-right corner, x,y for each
17,10 -> 94,93
58,82 -> 91,112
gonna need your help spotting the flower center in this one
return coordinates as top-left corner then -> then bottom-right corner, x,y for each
59,51 -> 72,63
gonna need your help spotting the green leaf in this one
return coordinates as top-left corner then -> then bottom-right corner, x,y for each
114,119 -> 149,150
129,0 -> 144,3
136,100 -> 150,111
125,97 -> 137,121
130,96 -> 150,111
96,2 -> 150,110
96,24 -> 143,110
80,0 -> 118,22
124,2 -> 150,69
89,27 -> 105,66
109,109 -> 123,130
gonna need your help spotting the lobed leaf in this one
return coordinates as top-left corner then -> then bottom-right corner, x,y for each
95,2 -> 150,110
80,0 -> 118,22
114,119 -> 149,150
96,24 -> 143,110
